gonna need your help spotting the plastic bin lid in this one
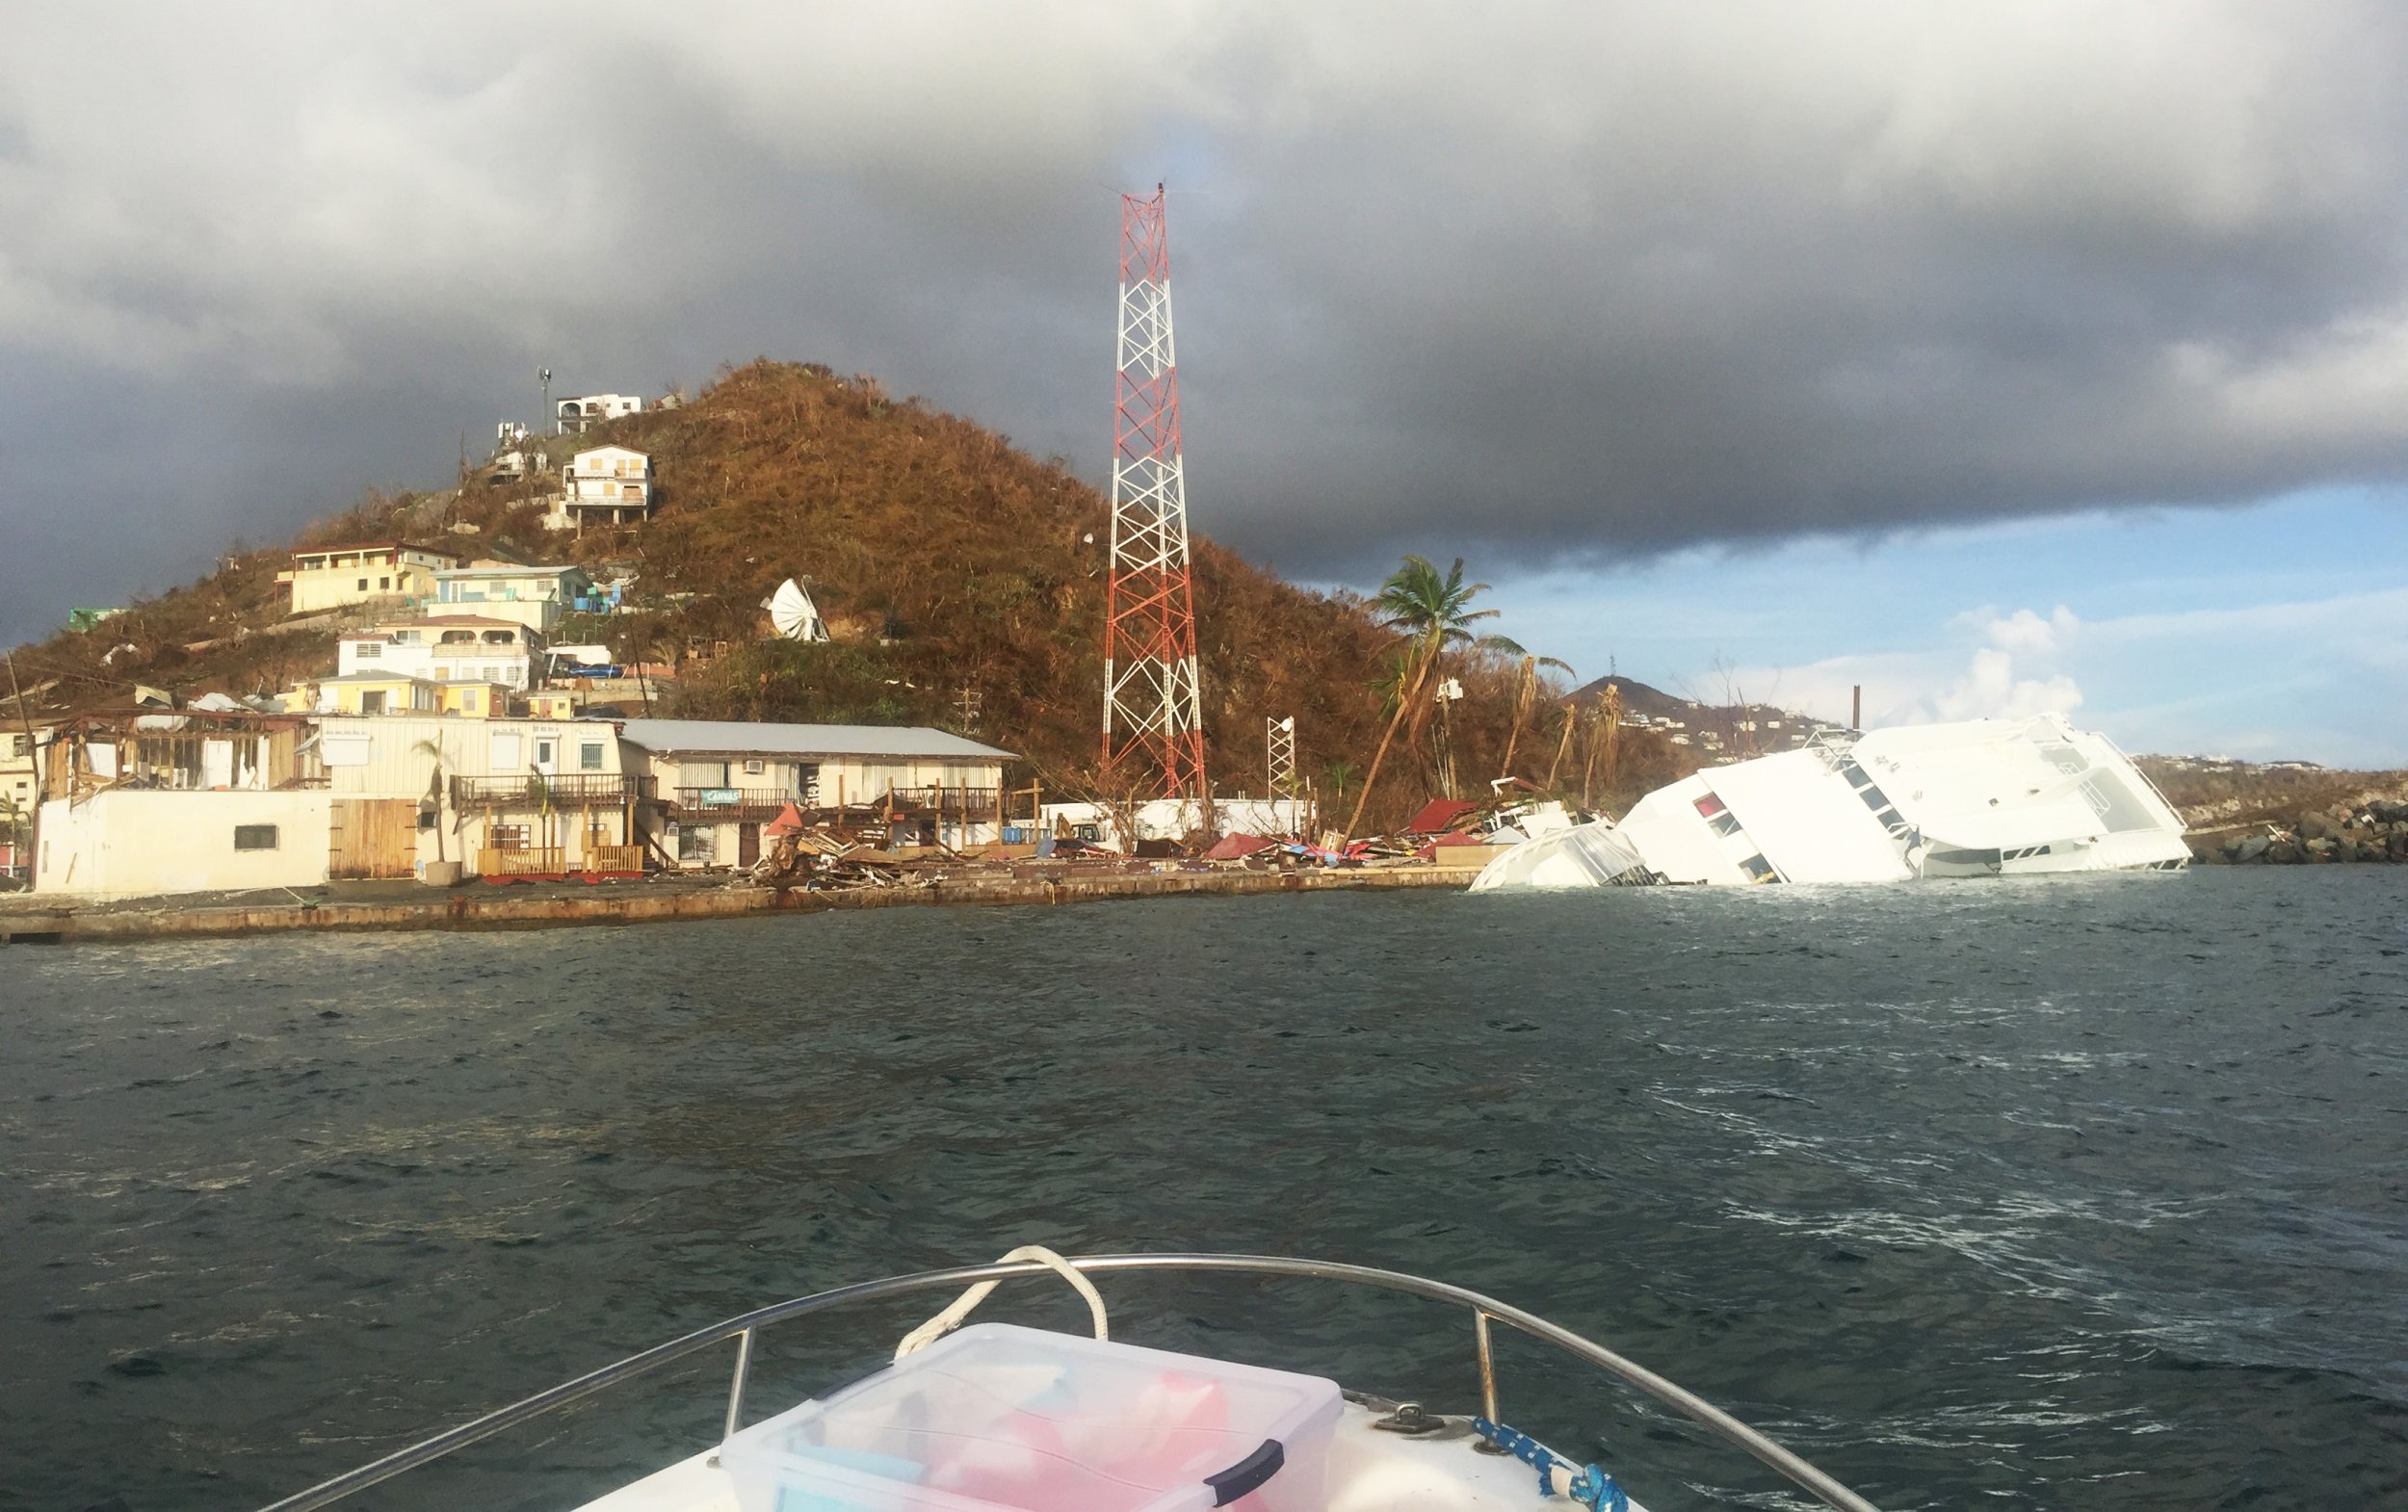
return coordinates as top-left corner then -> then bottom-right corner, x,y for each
721,1323 -> 1341,1512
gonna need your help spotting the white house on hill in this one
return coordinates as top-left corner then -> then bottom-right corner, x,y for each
557,393 -> 642,433
546,446 -> 652,531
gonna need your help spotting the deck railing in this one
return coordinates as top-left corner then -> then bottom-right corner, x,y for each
452,773 -> 645,808
879,785 -> 1002,819
665,786 -> 798,821
582,844 -> 644,874
477,846 -> 564,878
252,1253 -> 1882,1512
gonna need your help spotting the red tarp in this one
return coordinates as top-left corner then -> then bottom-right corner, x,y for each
1405,798 -> 1479,835
1203,832 -> 1279,861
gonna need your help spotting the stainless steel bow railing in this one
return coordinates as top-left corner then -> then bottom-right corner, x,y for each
256,1252 -> 1881,1512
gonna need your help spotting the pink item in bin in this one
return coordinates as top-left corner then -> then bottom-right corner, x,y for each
718,1323 -> 1343,1512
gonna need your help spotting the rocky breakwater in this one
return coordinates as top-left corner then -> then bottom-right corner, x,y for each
2197,798 -> 2408,865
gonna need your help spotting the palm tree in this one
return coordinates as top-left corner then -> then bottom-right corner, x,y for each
1499,652 -> 1575,779
1342,556 -> 1524,840
411,737 -> 450,865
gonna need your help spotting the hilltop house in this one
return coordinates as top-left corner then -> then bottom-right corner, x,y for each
276,542 -> 462,615
432,564 -> 594,634
546,446 -> 652,532
615,718 -> 1013,869
557,393 -> 642,433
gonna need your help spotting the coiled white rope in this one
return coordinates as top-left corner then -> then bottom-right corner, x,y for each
893,1245 -> 1111,1361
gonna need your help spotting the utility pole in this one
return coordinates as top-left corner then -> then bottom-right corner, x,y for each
6,652 -> 42,887
540,367 -> 554,433
1100,185 -> 1208,815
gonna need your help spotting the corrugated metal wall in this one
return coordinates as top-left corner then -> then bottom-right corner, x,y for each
320,717 -> 625,797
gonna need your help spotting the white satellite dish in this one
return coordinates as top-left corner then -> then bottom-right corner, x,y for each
764,578 -> 829,641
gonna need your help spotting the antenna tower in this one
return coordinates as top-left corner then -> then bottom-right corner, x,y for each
1267,716 -> 1296,795
1101,185 -> 1208,803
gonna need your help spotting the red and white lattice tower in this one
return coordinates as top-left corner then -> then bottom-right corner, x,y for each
1101,185 -> 1208,802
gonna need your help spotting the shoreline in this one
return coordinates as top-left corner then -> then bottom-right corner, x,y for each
0,864 -> 1480,945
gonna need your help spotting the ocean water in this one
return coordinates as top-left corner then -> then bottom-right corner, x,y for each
2,870 -> 2403,1511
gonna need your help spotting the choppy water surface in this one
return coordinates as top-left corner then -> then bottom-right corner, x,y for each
3,870 -> 2405,1511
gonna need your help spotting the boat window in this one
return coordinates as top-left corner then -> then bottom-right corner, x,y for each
1857,784 -> 1891,811
1708,811 -> 1741,838
1738,853 -> 1778,883
1692,793 -> 1727,819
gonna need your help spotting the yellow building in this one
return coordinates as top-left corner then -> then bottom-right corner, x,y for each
314,672 -> 441,717
277,542 -> 463,615
289,675 -> 515,719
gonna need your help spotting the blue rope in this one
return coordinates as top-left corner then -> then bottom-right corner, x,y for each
1471,1418 -> 1627,1512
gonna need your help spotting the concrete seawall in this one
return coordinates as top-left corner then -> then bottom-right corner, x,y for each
0,866 -> 1479,946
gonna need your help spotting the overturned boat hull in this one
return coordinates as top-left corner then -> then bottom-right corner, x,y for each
1472,713 -> 2188,891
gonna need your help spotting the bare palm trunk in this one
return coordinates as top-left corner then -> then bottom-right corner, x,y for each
1501,664 -> 1529,777
1545,705 -> 1575,789
1342,656 -> 1429,843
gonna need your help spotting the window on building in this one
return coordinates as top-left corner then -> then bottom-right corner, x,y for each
361,691 -> 387,715
379,577 -> 391,589
676,823 -> 716,864
10,735 -> 24,757
233,824 -> 279,851
579,742 -> 604,770
356,578 -> 369,591
461,690 -> 479,713
489,823 -> 530,850
355,642 -> 380,660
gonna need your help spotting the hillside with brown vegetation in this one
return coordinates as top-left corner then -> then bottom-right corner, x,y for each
6,359 -> 1677,831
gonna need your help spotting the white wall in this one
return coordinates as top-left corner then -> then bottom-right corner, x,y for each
36,790 -> 332,899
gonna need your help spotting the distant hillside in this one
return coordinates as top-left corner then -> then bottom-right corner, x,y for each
2135,754 -> 2407,831
1569,673 -> 1821,758
4,360 -> 1648,830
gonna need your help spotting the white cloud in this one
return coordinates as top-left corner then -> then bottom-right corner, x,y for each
1933,645 -> 2084,720
1977,604 -> 2081,655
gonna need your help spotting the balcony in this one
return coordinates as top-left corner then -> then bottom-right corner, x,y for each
664,786 -> 798,822
880,785 -> 1003,821
452,773 -> 647,809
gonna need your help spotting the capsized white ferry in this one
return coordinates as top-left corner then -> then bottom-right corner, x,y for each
254,1249 -> 1882,1512
1472,713 -> 2187,891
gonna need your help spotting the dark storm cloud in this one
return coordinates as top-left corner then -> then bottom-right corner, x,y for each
10,1 -> 2408,642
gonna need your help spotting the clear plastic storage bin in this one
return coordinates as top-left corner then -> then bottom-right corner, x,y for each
719,1322 -> 1343,1512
